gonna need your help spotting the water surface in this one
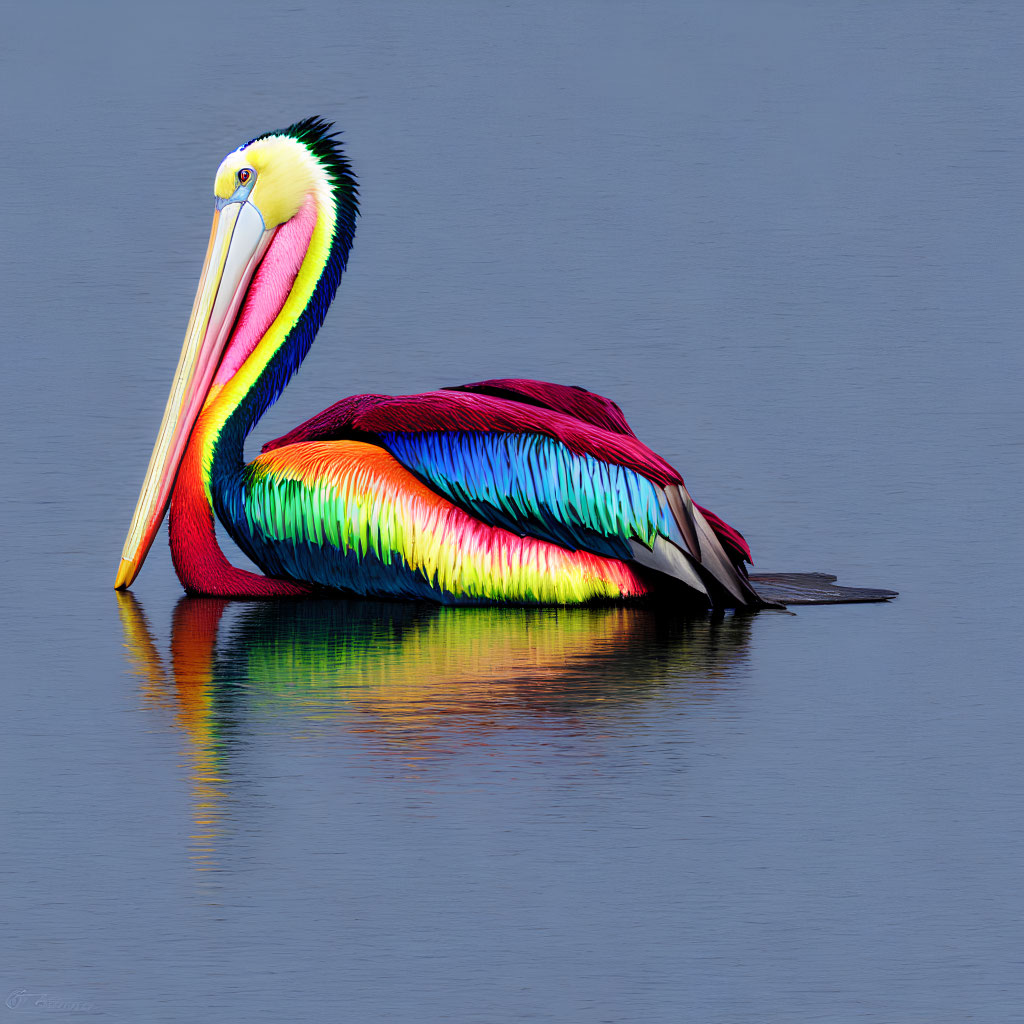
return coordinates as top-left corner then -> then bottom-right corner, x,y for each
1,1 -> 1022,1020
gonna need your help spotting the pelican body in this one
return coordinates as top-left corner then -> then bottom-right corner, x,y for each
115,119 -> 894,609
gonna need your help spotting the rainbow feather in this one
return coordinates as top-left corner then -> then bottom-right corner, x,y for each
237,441 -> 649,604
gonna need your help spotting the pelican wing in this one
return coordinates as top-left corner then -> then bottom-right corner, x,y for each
262,383 -> 759,605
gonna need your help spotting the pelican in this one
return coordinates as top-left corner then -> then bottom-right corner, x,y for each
115,118 -> 895,609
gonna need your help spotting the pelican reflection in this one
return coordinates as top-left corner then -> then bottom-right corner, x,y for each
118,593 -> 753,868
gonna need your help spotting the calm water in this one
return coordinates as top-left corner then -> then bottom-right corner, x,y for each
2,1 -> 1022,1020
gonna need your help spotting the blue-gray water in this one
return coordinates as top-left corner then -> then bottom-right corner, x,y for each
2,2 -> 1022,1021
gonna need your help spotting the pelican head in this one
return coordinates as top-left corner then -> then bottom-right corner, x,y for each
215,133 -> 335,228
115,118 -> 356,589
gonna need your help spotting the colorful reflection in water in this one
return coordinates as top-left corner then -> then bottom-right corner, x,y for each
117,594 -> 754,869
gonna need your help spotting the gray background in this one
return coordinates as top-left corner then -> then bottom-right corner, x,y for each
1,1 -> 1021,1021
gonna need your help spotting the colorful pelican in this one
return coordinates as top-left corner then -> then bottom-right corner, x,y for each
115,118 -> 895,609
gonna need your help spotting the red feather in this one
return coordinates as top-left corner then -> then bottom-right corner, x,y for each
263,381 -> 752,565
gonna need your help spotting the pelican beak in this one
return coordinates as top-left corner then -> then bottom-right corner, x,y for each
115,199 -> 274,589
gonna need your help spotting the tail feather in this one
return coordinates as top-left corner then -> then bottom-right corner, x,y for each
687,499 -> 763,607
663,485 -> 702,563
749,573 -> 898,605
640,484 -> 763,608
628,537 -> 709,601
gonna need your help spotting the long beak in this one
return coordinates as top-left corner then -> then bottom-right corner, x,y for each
115,200 -> 274,590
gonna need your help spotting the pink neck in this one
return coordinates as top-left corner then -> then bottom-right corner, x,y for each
213,196 -> 318,386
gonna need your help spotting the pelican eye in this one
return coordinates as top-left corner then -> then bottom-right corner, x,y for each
237,168 -> 253,185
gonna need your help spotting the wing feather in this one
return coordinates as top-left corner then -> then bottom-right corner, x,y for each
259,384 -> 758,606
382,429 -> 669,562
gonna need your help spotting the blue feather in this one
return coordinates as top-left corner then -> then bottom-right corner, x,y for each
380,431 -> 672,560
